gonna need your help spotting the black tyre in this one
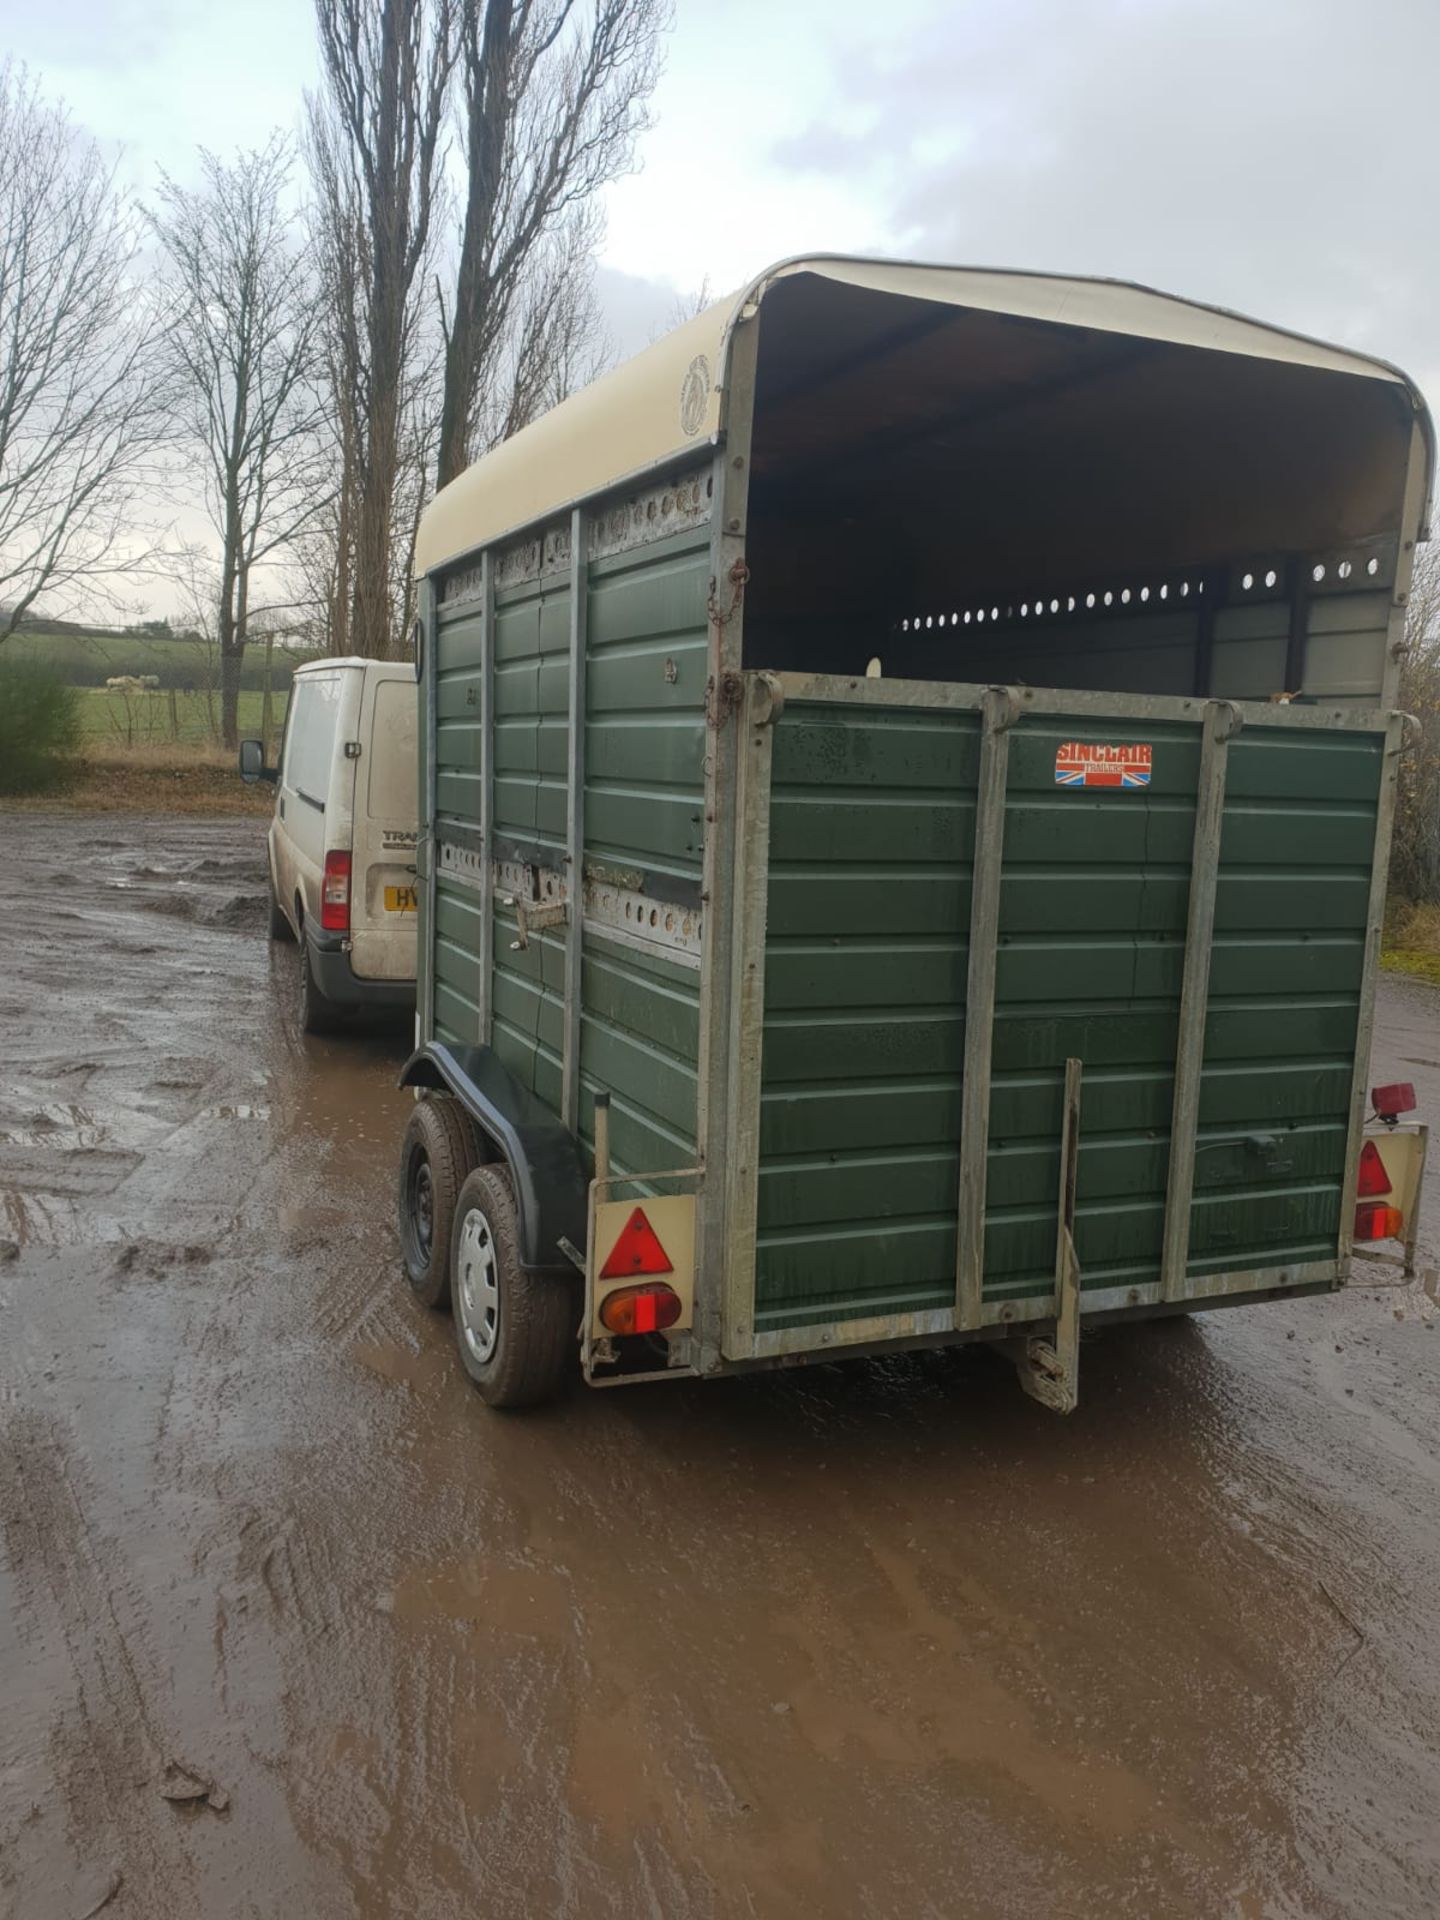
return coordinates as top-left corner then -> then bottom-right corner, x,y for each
267,870 -> 294,942
298,937 -> 341,1035
397,1097 -> 478,1307
449,1164 -> 575,1408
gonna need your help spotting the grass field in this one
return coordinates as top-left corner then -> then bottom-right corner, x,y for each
76,684 -> 288,747
1382,902 -> 1440,987
8,628 -> 318,690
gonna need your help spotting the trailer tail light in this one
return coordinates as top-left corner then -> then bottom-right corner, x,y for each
1354,1202 -> 1404,1242
321,850 -> 352,931
598,1283 -> 683,1336
1356,1140 -> 1392,1197
1371,1082 -> 1416,1123
599,1206 -> 674,1280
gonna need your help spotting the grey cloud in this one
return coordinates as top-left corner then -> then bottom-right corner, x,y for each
773,0 -> 1440,413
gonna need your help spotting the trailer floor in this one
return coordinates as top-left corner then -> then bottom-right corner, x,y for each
2,812 -> 1438,1920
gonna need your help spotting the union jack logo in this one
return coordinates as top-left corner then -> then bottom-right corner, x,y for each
1055,742 -> 1153,789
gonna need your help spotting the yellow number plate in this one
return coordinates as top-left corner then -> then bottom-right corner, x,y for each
384,885 -> 418,913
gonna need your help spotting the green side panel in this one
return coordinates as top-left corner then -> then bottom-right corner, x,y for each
429,520 -> 710,1144
584,530 -> 709,889
1186,727 -> 1382,1277
756,700 -> 980,1327
578,934 -> 700,1176
431,600 -> 486,1047
754,697 -> 1384,1334
570,527 -> 710,1173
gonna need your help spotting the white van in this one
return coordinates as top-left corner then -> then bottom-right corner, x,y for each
239,658 -> 418,1032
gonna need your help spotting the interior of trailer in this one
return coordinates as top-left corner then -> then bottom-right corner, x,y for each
740,272 -> 1415,705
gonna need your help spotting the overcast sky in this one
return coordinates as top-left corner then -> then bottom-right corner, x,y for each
2,0 -> 1435,607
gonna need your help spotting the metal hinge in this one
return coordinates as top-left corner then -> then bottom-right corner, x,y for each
505,894 -> 568,951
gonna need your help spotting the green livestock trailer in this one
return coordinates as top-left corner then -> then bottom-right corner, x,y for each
395,255 -> 1432,1409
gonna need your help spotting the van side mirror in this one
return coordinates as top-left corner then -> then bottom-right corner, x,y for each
238,739 -> 275,784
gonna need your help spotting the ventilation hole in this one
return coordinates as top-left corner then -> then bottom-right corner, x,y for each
900,618 -> 909,632
1067,596 -> 1076,612
1367,556 -> 1380,576
925,615 -> 933,629
1020,603 -> 1029,618
1337,559 -> 1353,580
1140,586 -> 1150,602
1103,591 -> 1114,607
991,606 -> 1000,621
950,612 -> 959,626
624,901 -> 633,920
1264,568 -> 1278,589
649,908 -> 658,927
1181,582 -> 1190,596
1159,583 -> 1169,599
1312,563 -> 1326,583
1086,592 -> 1096,609
1120,588 -> 1132,605
1242,571 -> 1255,591
976,609 -> 986,624
1197,579 -> 1205,593
964,610 -> 973,624
1050,598 -> 1060,614
665,912 -> 674,932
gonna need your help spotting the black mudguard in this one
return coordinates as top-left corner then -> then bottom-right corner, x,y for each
398,1043 -> 588,1273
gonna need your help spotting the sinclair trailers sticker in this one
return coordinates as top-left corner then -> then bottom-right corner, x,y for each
1054,742 -> 1153,789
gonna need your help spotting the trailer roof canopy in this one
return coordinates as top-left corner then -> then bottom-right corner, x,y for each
415,255 -> 1432,577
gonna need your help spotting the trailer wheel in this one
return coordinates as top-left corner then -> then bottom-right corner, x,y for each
449,1164 -> 575,1408
397,1097 -> 478,1308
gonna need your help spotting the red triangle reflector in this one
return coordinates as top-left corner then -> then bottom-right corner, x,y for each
600,1207 -> 674,1280
1357,1140 -> 1392,1198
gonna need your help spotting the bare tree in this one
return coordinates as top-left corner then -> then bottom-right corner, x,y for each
435,0 -> 666,489
152,137 -> 328,745
1392,538 -> 1440,905
309,0 -> 458,658
471,208 -> 610,450
0,65 -> 164,644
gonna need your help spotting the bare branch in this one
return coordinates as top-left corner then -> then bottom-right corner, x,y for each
0,63 -> 167,643
150,135 -> 329,744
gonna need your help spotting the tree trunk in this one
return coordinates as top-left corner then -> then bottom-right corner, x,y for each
220,643 -> 245,750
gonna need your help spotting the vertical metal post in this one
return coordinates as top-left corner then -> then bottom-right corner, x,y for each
694,310 -> 759,1372
1018,1055 -> 1083,1414
421,576 -> 439,1044
562,508 -> 588,1130
1337,710 -> 1408,1266
720,673 -> 781,1361
1160,698 -> 1242,1301
1284,562 -> 1310,696
955,685 -> 1017,1330
478,550 -> 495,1045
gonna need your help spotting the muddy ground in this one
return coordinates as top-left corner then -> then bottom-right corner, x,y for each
1,812 -> 1437,1920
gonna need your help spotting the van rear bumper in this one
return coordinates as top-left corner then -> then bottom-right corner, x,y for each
307,926 -> 415,1011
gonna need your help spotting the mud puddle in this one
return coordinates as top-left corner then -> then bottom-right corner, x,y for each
1,812 -> 1439,1920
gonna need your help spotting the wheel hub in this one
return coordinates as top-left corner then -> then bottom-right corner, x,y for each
455,1205 -> 499,1364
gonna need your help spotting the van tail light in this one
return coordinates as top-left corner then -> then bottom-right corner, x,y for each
1354,1202 -> 1403,1242
598,1283 -> 682,1336
321,850 -> 352,931
1356,1140 -> 1392,1197
599,1207 -> 673,1280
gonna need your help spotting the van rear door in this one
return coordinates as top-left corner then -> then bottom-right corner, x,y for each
277,668 -> 349,929
349,669 -> 419,984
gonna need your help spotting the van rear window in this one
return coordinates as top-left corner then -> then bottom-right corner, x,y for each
285,675 -> 344,806
367,679 -> 419,822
